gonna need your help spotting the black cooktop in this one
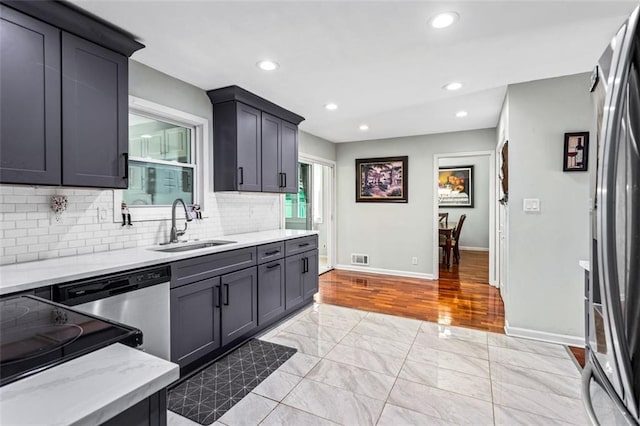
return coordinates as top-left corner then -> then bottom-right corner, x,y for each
0,295 -> 142,386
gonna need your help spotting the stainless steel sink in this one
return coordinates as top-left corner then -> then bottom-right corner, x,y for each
149,240 -> 236,253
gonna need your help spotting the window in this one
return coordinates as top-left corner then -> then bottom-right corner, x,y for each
125,113 -> 195,206
113,96 -> 209,222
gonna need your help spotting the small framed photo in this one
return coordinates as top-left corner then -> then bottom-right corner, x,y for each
356,156 -> 408,203
439,166 -> 474,208
563,132 -> 589,172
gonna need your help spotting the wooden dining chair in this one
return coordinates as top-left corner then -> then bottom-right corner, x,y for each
452,214 -> 467,264
438,212 -> 448,226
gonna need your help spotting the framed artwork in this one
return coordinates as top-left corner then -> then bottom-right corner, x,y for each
563,132 -> 589,172
355,156 -> 408,203
439,166 -> 474,208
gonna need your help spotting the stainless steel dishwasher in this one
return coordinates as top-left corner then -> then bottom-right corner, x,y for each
53,265 -> 171,360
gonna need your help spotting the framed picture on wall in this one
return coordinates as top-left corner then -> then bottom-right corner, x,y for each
563,132 -> 589,172
355,156 -> 408,203
439,166 -> 474,208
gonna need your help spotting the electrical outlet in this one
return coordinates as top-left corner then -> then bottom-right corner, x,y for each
411,257 -> 418,265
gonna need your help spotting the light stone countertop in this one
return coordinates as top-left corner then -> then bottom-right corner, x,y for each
0,229 -> 317,295
579,260 -> 590,271
0,343 -> 179,426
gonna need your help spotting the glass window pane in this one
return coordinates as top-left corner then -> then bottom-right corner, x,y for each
128,113 -> 192,163
124,161 -> 193,206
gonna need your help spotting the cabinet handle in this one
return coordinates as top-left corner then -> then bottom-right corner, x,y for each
123,153 -> 129,179
278,173 -> 283,188
215,285 -> 221,308
301,258 -> 306,274
224,283 -> 229,305
239,167 -> 244,185
298,243 -> 310,248
265,250 -> 280,256
305,257 -> 309,273
283,173 -> 287,188
267,263 -> 280,269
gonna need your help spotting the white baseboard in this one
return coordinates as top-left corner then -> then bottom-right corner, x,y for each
504,321 -> 584,347
335,264 -> 435,280
459,246 -> 490,252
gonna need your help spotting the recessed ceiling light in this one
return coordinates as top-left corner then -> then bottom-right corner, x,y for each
430,12 -> 459,29
140,134 -> 152,139
257,60 -> 279,71
359,124 -> 369,131
325,103 -> 338,111
444,82 -> 463,91
456,110 -> 468,118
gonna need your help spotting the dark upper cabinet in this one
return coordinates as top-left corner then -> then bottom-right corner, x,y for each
208,86 -> 304,194
170,277 -> 221,367
280,121 -> 299,193
212,101 -> 262,192
261,113 -> 281,193
221,267 -> 258,346
0,5 -> 61,185
257,259 -> 285,326
61,32 -> 128,188
261,113 -> 299,194
0,2 -> 142,188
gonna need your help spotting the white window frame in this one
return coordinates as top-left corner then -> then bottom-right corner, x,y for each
113,96 -> 210,222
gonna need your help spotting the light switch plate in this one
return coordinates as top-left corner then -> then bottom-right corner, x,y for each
523,198 -> 541,212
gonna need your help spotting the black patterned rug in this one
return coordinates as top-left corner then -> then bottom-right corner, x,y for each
167,339 -> 296,425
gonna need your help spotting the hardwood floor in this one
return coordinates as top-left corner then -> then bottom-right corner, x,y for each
317,250 -> 505,333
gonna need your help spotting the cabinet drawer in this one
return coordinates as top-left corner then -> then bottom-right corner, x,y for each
257,242 -> 285,264
285,235 -> 318,256
171,247 -> 257,288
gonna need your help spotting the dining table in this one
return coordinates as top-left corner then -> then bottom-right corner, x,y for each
439,221 -> 457,268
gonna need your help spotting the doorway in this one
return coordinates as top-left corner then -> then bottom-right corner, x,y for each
284,156 -> 336,274
433,151 -> 496,285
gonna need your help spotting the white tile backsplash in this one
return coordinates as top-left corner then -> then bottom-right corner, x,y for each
0,185 -> 282,265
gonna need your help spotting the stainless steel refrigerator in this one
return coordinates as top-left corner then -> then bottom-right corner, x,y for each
584,5 -> 640,425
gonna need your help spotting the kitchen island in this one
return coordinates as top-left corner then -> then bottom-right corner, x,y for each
0,343 -> 179,425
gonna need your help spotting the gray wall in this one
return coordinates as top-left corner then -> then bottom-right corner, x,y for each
336,128 -> 496,276
439,155 -> 490,250
506,72 -> 595,340
299,130 -> 337,161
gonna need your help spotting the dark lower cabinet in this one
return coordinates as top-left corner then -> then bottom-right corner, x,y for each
285,250 -> 319,311
170,277 -> 221,367
257,260 -> 285,325
102,389 -> 166,426
285,253 -> 305,311
221,267 -> 258,346
61,32 -> 128,188
0,5 -> 61,185
303,250 -> 319,299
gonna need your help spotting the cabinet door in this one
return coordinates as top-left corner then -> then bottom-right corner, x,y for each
170,277 -> 221,367
61,32 -> 128,188
221,267 -> 258,346
285,253 -> 304,311
236,103 -> 262,192
145,131 -> 165,161
0,6 -> 61,185
303,250 -> 319,300
280,121 -> 299,193
261,112 -> 281,193
257,260 -> 285,325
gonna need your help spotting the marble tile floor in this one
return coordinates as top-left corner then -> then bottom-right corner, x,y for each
168,302 -> 586,426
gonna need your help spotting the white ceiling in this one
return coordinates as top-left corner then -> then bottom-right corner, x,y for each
72,0 -> 636,143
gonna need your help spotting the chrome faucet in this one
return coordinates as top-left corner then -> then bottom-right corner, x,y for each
170,198 -> 193,243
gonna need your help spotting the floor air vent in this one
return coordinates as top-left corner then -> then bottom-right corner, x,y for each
351,253 -> 369,266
